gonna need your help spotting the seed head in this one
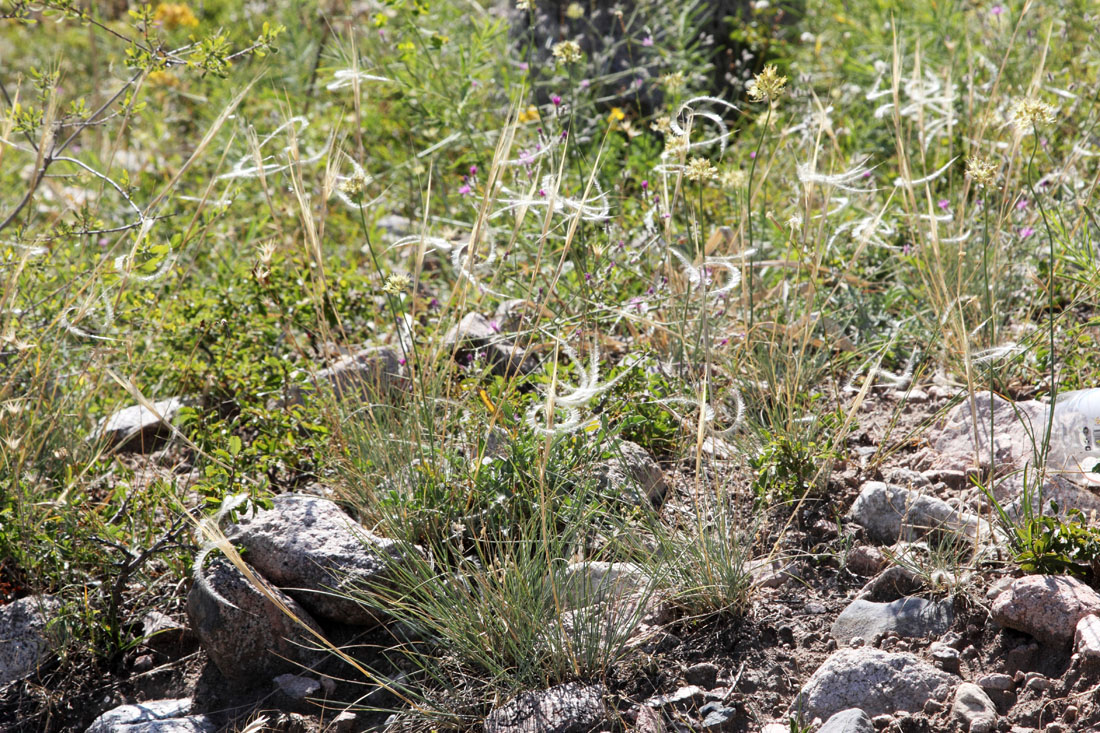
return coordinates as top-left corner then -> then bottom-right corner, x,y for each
661,71 -> 686,93
684,157 -> 718,182
650,116 -> 672,134
382,273 -> 412,295
748,64 -> 788,103
1011,97 -> 1056,131
965,156 -> 997,188
552,40 -> 583,65
719,167 -> 747,190
664,133 -> 691,158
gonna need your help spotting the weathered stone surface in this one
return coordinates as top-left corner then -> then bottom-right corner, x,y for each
645,685 -> 707,711
84,699 -> 215,733
830,598 -> 954,646
849,482 -> 990,544
283,347 -> 402,406
483,682 -> 606,733
186,556 -> 325,682
698,702 -> 738,731
817,708 -> 874,733
446,312 -> 538,378
274,673 -> 321,700
929,391 -> 1047,476
0,595 -> 61,687
846,545 -> 887,577
791,648 -> 956,721
561,561 -> 650,610
952,682 -> 997,733
855,565 -> 926,603
228,493 -> 413,625
93,397 -> 183,453
684,662 -> 720,689
990,575 -> 1100,646
1073,613 -> 1100,664
594,440 -> 669,506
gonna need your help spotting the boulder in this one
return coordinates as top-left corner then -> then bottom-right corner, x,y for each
0,595 -> 61,687
483,682 -> 606,733
929,392 -> 1048,477
227,493 -> 413,625
594,440 -> 668,506
791,648 -> 956,721
186,556 -> 325,682
849,482 -> 991,544
990,575 -> 1100,646
92,397 -> 184,453
830,597 -> 954,646
84,699 -> 214,733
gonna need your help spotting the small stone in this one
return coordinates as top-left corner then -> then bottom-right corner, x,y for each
85,699 -> 215,733
684,662 -> 720,690
846,546 -> 887,577
991,576 -> 1100,646
1073,614 -> 1100,664
274,673 -> 322,700
818,708 -> 874,733
698,703 -> 738,732
831,597 -> 954,646
976,673 -> 1014,692
1023,674 -> 1050,693
849,481 -> 990,544
330,711 -> 358,733
929,642 -> 961,675
1063,706 -> 1078,723
483,683 -> 606,733
871,714 -> 894,730
646,685 -> 707,711
952,682 -> 997,733
92,397 -> 185,453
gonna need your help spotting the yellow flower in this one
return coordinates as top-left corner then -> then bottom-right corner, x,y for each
565,2 -> 584,19
965,156 -> 997,188
153,3 -> 199,30
518,105 -> 540,123
147,70 -> 179,87
748,64 -> 788,103
607,107 -> 625,123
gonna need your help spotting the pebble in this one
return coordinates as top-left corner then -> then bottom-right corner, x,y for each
952,682 -> 997,733
929,642 -> 961,675
1074,613 -> 1100,664
684,662 -> 720,690
976,673 -> 1014,692
831,597 -> 954,646
818,708 -> 874,733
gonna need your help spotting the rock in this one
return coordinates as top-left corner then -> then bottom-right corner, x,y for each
140,611 -> 190,653
645,685 -> 707,711
494,299 -> 538,334
849,482 -> 990,544
274,673 -> 322,700
749,558 -> 801,589
928,642 -> 961,675
1074,614 -> 1100,665
846,545 -> 887,576
186,556 -> 325,682
791,648 -> 956,721
884,468 -> 932,489
227,493 -> 413,625
976,673 -> 1014,692
561,561 -> 649,610
330,711 -> 359,733
952,683 -> 997,733
855,565 -> 926,602
283,346 -> 402,406
929,392 -> 1047,476
698,702 -> 738,731
483,682 -> 606,733
831,597 -> 954,646
85,699 -> 215,733
0,595 -> 61,687
684,662 -> 720,689
92,397 -> 184,453
818,708 -> 874,733
446,312 -> 538,378
594,440 -> 669,506
990,575 -> 1100,646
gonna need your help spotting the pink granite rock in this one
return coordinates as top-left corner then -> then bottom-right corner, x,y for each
991,576 -> 1100,646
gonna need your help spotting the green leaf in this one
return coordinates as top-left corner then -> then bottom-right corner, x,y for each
228,435 -> 242,457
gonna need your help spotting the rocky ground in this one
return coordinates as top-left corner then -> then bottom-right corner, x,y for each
3,379 -> 1100,733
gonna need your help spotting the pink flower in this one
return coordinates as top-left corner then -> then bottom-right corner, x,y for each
1016,199 -> 1029,210
459,184 -> 472,195
552,95 -> 562,106
642,36 -> 654,47
992,4 -> 1004,15
469,165 -> 478,176
938,198 -> 949,210
1020,226 -> 1035,238
641,180 -> 648,190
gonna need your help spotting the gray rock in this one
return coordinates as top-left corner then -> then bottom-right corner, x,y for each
990,575 -> 1100,646
684,662 -> 720,689
274,673 -> 322,700
791,648 -> 956,721
854,565 -> 926,602
483,682 -> 606,733
0,595 -> 61,687
849,482 -> 990,544
698,702 -> 738,731
594,440 -> 669,506
845,546 -> 887,577
227,493 -> 413,625
928,642 -> 961,675
92,397 -> 183,453
446,312 -> 538,378
186,556 -> 325,682
85,699 -> 214,733
561,561 -> 650,610
818,708 -> 874,733
139,611 -> 189,653
645,685 -> 707,711
830,597 -> 954,646
283,347 -> 402,406
952,682 -> 997,733
976,673 -> 1014,692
